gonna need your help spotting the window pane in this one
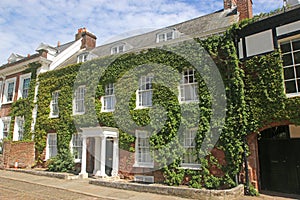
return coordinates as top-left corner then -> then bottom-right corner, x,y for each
159,34 -> 165,42
7,82 -> 14,101
119,45 -> 124,53
22,78 -> 30,98
72,134 -> 82,160
136,131 -> 152,164
292,39 -> 300,51
3,120 -> 10,138
166,32 -> 173,40
284,67 -> 295,80
285,80 -> 297,93
280,42 -> 291,53
296,65 -> 300,78
282,53 -> 293,66
294,51 -> 300,65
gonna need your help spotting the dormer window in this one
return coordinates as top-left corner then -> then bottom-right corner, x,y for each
77,53 -> 88,63
156,31 -> 175,43
111,45 -> 125,55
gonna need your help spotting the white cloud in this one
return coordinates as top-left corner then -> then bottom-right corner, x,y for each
0,0 -> 285,65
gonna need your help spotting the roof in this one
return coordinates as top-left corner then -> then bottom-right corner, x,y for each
55,41 -> 76,53
91,8 -> 238,58
56,7 -> 239,68
0,53 -> 40,69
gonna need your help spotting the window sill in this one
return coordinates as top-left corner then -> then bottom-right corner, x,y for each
101,109 -> 115,113
73,112 -> 85,116
286,93 -> 300,98
133,162 -> 154,168
180,163 -> 201,170
74,159 -> 81,163
134,106 -> 152,110
2,101 -> 13,105
49,115 -> 59,119
179,100 -> 199,104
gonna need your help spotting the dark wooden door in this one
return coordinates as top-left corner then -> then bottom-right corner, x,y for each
259,139 -> 300,194
105,137 -> 114,176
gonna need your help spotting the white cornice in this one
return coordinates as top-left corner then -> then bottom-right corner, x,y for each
0,56 -> 51,77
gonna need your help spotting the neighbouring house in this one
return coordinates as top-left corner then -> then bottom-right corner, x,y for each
0,28 -> 97,167
235,2 -> 300,194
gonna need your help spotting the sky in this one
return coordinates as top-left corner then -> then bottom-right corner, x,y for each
0,0 -> 284,65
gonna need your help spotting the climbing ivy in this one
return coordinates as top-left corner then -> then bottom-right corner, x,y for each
8,14 -> 300,191
9,62 -> 40,141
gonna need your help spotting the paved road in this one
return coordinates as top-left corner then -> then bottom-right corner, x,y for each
0,177 -> 103,200
0,170 -> 299,200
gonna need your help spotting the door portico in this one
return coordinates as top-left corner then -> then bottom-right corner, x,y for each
79,126 -> 119,179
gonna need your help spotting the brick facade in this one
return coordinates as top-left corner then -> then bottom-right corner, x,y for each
3,141 -> 35,168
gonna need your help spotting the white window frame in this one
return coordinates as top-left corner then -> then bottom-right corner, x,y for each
279,36 -> 300,97
111,44 -> 125,55
70,133 -> 82,163
49,91 -> 59,118
156,30 -> 175,43
46,133 -> 58,160
13,116 -> 24,141
101,83 -> 116,112
179,69 -> 199,103
136,75 -> 153,109
181,128 -> 200,169
77,53 -> 88,63
0,117 -> 11,140
73,85 -> 85,115
3,77 -> 16,104
18,73 -> 31,99
134,130 -> 154,168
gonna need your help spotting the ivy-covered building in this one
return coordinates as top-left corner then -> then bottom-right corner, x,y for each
33,0 -> 252,181
2,0 -> 300,196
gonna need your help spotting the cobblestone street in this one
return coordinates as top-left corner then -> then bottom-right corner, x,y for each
0,177 -> 103,200
0,170 -> 299,200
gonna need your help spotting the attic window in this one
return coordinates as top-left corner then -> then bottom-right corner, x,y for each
156,31 -> 175,43
77,53 -> 88,63
111,45 -> 124,55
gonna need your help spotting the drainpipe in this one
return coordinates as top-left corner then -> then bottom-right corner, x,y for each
242,136 -> 250,195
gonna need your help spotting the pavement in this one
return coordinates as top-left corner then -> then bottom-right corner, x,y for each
0,169 -> 299,200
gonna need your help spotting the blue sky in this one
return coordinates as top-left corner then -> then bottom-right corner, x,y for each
0,0 -> 283,65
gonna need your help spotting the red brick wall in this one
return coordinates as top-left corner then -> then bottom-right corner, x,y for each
119,149 -> 135,179
3,141 -> 35,168
246,132 -> 260,190
0,104 -> 11,118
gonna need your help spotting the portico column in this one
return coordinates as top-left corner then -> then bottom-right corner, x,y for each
79,136 -> 88,179
93,137 -> 101,175
100,136 -> 107,177
112,137 -> 119,177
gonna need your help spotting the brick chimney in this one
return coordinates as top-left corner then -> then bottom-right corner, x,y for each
75,27 -> 97,50
224,0 -> 237,9
224,0 -> 253,21
237,0 -> 253,20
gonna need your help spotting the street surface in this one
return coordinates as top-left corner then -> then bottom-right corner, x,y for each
0,170 -> 299,200
0,177 -> 103,200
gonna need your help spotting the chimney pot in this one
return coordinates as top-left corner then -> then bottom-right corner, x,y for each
57,41 -> 60,47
